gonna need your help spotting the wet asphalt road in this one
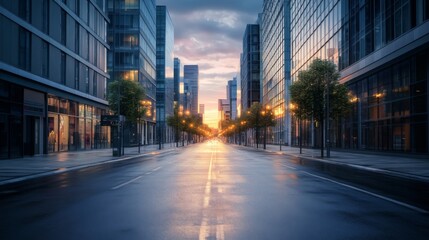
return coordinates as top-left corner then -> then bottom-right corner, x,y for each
1,140 -> 428,240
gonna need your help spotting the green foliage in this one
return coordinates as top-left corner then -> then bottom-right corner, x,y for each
246,102 -> 276,129
107,80 -> 146,122
289,58 -> 351,122
166,108 -> 212,138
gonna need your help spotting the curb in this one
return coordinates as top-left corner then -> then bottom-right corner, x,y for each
0,147 -> 178,190
234,144 -> 429,212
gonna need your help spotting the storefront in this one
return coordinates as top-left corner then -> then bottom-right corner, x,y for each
0,80 -> 111,159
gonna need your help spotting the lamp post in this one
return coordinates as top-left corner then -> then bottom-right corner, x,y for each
326,72 -> 331,158
275,108 -> 284,151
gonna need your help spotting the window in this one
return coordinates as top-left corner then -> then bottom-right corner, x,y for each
61,52 -> 66,84
61,9 -> 66,45
18,28 -> 31,71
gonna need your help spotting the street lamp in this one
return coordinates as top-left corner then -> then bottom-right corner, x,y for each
275,108 -> 284,151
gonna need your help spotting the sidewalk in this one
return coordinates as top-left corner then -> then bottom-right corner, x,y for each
0,143 -> 181,187
259,144 -> 429,180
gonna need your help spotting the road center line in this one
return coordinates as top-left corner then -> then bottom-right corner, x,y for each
111,175 -> 143,190
301,171 -> 428,214
151,167 -> 161,172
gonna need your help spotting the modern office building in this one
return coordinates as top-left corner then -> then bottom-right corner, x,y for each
174,57 -> 180,108
240,24 -> 261,113
0,0 -> 110,159
261,0 -> 291,145
218,99 -> 230,129
184,65 -> 199,115
227,78 -> 237,120
107,0 -> 157,145
156,5 -> 174,146
290,0 -> 429,153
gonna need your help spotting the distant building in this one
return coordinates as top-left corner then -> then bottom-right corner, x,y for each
199,104 -> 205,115
218,99 -> 230,129
156,5 -> 174,146
227,78 -> 237,120
240,24 -> 261,113
107,0 -> 157,145
174,57 -> 181,108
0,0 -> 110,159
184,65 -> 199,115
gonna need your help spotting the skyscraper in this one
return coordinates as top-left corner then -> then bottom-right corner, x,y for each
174,57 -> 181,108
156,5 -> 174,146
184,65 -> 199,115
228,78 -> 237,120
241,24 -> 261,113
0,0 -> 110,158
218,99 -> 230,129
261,0 -> 291,145
291,0 -> 429,153
107,0 -> 157,145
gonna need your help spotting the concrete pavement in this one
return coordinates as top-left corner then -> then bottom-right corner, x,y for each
0,143 -> 182,187
234,143 -> 429,210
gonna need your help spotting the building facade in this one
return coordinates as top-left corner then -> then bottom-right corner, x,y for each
107,0 -> 157,145
290,0 -> 429,153
156,5 -> 174,146
174,57 -> 180,108
184,65 -> 199,115
227,78 -> 237,120
241,24 -> 261,113
0,0 -> 110,159
261,0 -> 291,145
218,99 -> 230,129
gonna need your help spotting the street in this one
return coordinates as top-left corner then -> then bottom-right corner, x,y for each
1,140 -> 428,240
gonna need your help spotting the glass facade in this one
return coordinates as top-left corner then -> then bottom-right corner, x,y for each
290,0 -> 429,153
228,79 -> 237,120
261,0 -> 291,145
240,24 -> 261,113
184,65 -> 199,116
107,0 -> 157,145
0,0 -> 110,158
156,5 -> 174,145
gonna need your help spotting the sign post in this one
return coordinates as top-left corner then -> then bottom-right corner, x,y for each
101,115 -> 126,156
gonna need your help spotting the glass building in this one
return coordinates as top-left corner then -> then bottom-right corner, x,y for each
261,0 -> 291,145
107,0 -> 156,145
184,65 -> 199,115
290,0 -> 429,153
227,78 -> 237,120
174,57 -> 180,107
0,0 -> 110,159
241,24 -> 261,113
156,5 -> 174,146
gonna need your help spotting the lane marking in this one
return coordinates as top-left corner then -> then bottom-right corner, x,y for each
301,171 -> 428,214
151,166 -> 161,172
112,166 -> 162,189
112,175 -> 143,190
282,164 -> 297,170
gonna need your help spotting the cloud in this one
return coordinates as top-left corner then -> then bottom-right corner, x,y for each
156,0 -> 261,128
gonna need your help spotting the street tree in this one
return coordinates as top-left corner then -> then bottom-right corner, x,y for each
107,80 -> 146,122
289,58 -> 350,157
246,103 -> 276,149
166,107 -> 182,147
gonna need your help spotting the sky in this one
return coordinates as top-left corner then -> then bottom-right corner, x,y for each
156,0 -> 262,129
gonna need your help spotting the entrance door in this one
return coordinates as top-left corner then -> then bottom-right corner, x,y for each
34,117 -> 41,155
24,116 -> 35,156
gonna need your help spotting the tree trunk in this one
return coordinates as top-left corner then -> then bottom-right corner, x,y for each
299,119 -> 302,154
256,127 -> 259,149
263,126 -> 267,149
320,120 -> 324,158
